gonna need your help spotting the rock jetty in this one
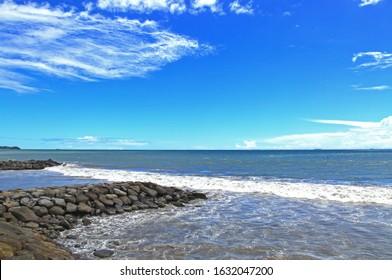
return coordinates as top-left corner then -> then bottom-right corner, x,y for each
0,181 -> 207,259
0,159 -> 61,170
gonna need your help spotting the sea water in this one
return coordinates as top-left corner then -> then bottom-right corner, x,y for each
1,150 -> 391,259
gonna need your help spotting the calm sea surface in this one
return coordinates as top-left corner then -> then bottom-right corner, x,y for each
1,150 -> 391,259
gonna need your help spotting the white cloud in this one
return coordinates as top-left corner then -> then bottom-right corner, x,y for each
359,0 -> 382,7
96,0 -> 255,15
77,136 -> 99,142
352,52 -> 392,70
353,85 -> 390,91
43,136 -> 149,148
0,69 -> 39,93
261,116 -> 392,149
192,0 -> 221,13
97,0 -> 187,14
0,1 -> 211,93
236,140 -> 258,149
309,119 -> 380,128
229,0 -> 254,15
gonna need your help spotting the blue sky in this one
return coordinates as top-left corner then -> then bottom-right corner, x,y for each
0,0 -> 392,149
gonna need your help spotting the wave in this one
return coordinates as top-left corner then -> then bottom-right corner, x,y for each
46,164 -> 392,206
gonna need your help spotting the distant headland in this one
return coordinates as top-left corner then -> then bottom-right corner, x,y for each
0,146 -> 21,150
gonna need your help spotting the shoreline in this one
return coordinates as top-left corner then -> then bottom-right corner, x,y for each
0,160 -> 207,259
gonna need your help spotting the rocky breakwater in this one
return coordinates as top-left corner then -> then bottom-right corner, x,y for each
0,181 -> 207,259
0,159 -> 62,170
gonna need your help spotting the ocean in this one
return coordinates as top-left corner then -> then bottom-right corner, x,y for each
1,149 -> 391,259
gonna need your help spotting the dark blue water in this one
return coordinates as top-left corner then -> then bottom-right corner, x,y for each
1,149 -> 392,186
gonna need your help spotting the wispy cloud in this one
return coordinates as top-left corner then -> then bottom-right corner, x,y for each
192,0 -> 220,12
352,85 -> 390,91
235,140 -> 257,149
309,119 -> 380,128
229,0 -> 254,15
352,52 -> 392,70
43,136 -> 149,148
97,0 -> 255,14
97,0 -> 187,13
359,0 -> 382,7
238,116 -> 392,149
0,1 -> 212,93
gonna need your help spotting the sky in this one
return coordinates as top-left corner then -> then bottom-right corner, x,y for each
0,0 -> 392,150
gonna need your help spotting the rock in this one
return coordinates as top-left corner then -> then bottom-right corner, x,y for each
31,191 -> 44,198
112,198 -> 123,207
84,192 -> 98,201
52,198 -> 66,208
140,186 -> 158,197
9,206 -> 38,222
75,193 -> 89,203
191,192 -> 208,199
25,222 -> 39,229
63,195 -> 76,204
172,201 -> 185,207
105,194 -> 118,200
65,203 -> 77,213
44,189 -> 57,197
59,220 -> 72,230
64,215 -> 76,224
38,198 -> 54,208
129,185 -> 140,193
119,196 -> 131,205
0,204 -> 6,214
171,193 -> 181,201
20,197 -> 36,208
93,187 -> 109,195
77,203 -> 93,214
47,217 -> 60,225
49,206 -> 65,216
93,200 -> 106,211
0,159 -> 62,171
32,206 -> 48,217
128,195 -> 139,202
11,192 -> 29,200
104,208 -> 116,215
3,201 -> 20,209
0,242 -> 17,258
127,189 -> 139,196
154,185 -> 168,195
132,201 -> 149,209
99,196 -> 114,206
93,249 -> 114,258
3,212 -> 19,223
113,188 -> 127,196
82,218 -> 92,226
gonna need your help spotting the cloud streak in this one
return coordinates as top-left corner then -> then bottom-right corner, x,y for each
98,0 -> 187,13
0,1 -> 212,93
353,85 -> 390,91
229,0 -> 254,15
352,52 -> 392,70
43,136 -> 149,148
359,0 -> 382,7
238,116 -> 392,149
97,0 -> 255,14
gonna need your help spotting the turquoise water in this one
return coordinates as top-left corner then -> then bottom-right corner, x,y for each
1,149 -> 391,259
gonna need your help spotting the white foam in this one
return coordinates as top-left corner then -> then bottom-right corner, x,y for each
47,164 -> 392,206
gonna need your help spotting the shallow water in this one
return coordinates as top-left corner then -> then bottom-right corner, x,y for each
58,192 -> 392,260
